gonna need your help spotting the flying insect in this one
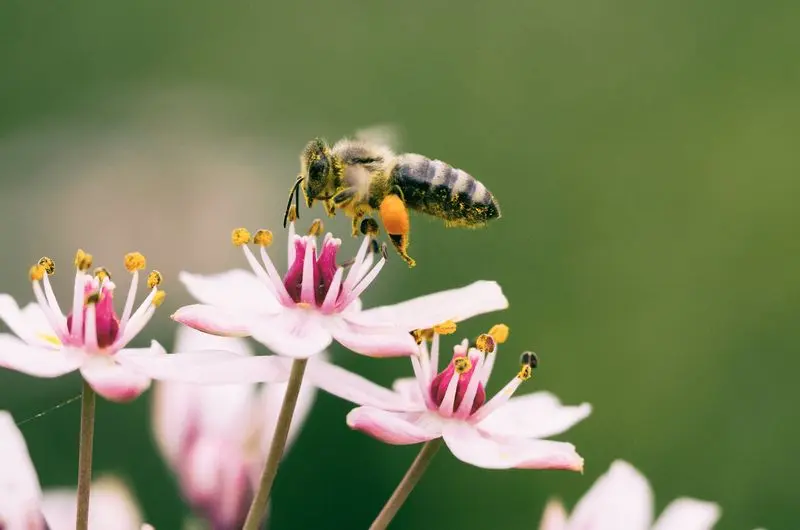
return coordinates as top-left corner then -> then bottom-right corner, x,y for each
284,128 -> 500,267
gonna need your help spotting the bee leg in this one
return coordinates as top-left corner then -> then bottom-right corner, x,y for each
389,233 -> 416,267
323,199 -> 337,217
331,187 -> 357,207
379,194 -> 416,268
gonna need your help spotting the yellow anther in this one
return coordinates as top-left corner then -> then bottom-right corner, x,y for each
74,249 -> 93,272
93,267 -> 111,282
85,292 -> 100,305
231,228 -> 252,246
29,264 -> 45,281
147,270 -> 163,289
124,252 -> 146,272
254,229 -> 274,247
151,290 -> 166,308
286,205 -> 298,224
453,356 -> 473,375
489,324 -> 509,344
517,365 -> 532,381
411,328 -> 433,344
475,333 -> 496,353
308,219 -> 324,236
433,320 -> 457,335
38,257 -> 55,276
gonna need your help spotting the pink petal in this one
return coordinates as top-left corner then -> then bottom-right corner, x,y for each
41,477 -> 143,530
350,280 -> 508,331
179,269 -> 281,315
0,296 -> 57,347
567,460 -> 654,530
346,407 -> 441,445
249,310 -> 332,358
652,498 -> 721,530
305,360 -> 419,411
331,320 -> 418,357
539,500 -> 568,530
476,392 -> 592,439
172,304 -> 252,338
80,356 -> 151,403
441,422 -> 584,471
0,411 -> 43,528
0,335 -> 83,378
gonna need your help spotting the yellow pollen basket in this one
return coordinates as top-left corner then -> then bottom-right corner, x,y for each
151,290 -> 166,308
38,257 -> 55,275
74,249 -> 93,271
453,355 -> 473,375
232,227 -> 252,246
147,270 -> 163,289
308,219 -> 324,236
488,324 -> 509,344
124,252 -> 146,272
29,264 -> 45,282
433,320 -> 457,335
475,333 -> 496,353
254,229 -> 274,247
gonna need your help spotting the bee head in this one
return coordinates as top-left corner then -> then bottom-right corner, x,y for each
302,138 -> 334,206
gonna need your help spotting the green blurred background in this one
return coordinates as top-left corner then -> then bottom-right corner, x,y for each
1,1 -> 798,528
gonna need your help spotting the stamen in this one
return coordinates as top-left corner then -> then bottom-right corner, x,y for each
38,257 -> 55,276
74,249 -> 93,272
85,292 -> 100,305
231,228 -> 252,246
489,324 -> 509,344
411,328 -> 433,344
453,355 -> 472,375
93,267 -> 111,282
146,270 -> 163,289
253,229 -> 273,247
286,204 -> 298,224
518,351 -> 538,381
151,290 -> 166,307
360,218 -> 379,237
123,252 -> 146,273
307,219 -> 324,236
29,264 -> 45,281
475,333 -> 495,353
433,320 -> 457,335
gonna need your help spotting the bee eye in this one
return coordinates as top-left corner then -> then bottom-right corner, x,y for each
309,157 -> 329,182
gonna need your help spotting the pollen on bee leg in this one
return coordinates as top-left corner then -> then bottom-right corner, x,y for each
231,228 -> 252,246
147,270 -> 163,289
453,355 -> 472,375
433,320 -> 457,335
38,257 -> 55,276
254,229 -> 273,247
151,290 -> 166,307
308,219 -> 324,236
488,324 -> 509,344
29,264 -> 46,281
74,249 -> 93,272
124,252 -> 146,272
475,333 -> 496,353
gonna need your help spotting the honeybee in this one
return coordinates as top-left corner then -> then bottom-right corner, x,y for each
284,127 -> 501,267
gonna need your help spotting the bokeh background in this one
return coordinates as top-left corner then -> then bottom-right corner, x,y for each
1,1 -> 799,528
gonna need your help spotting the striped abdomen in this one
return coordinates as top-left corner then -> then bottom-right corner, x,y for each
390,154 -> 500,226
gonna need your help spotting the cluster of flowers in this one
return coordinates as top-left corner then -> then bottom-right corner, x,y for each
0,217 -> 762,529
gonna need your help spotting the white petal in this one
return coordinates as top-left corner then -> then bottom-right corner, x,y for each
41,476 -> 143,530
331,319 -> 418,357
80,355 -> 152,403
567,460 -> 654,530
441,422 -> 584,471
391,377 -> 427,408
172,304 -> 252,338
173,325 -> 254,357
0,411 -> 43,527
476,391 -> 592,439
351,280 -> 508,331
0,335 -> 83,377
179,269 -> 281,315
539,500 -> 568,530
256,368 -> 318,463
346,407 -> 442,445
652,498 -> 721,530
249,309 -> 332,358
0,295 -> 57,347
305,359 -> 419,411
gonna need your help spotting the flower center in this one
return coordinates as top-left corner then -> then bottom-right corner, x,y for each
429,353 -> 486,415
66,281 -> 120,349
283,233 -> 341,307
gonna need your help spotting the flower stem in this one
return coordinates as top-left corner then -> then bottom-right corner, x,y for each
369,438 -> 443,530
242,358 -> 309,530
75,380 -> 96,530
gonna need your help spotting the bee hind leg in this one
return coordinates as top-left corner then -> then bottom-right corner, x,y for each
379,194 -> 416,268
389,234 -> 416,268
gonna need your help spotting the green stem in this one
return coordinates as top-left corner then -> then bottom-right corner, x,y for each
75,380 -> 96,530
242,358 -> 309,530
369,438 -> 443,530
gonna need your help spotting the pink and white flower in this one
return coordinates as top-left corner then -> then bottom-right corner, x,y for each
539,460 -> 722,530
173,223 -> 509,359
152,327 -> 316,530
308,329 -> 591,471
0,411 -> 145,530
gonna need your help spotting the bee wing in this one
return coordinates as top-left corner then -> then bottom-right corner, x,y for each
354,124 -> 403,151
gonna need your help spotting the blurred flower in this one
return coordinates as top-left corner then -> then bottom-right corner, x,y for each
539,460 -> 722,530
153,327 -> 316,530
312,327 -> 590,471
173,221 -> 508,359
0,411 -> 145,530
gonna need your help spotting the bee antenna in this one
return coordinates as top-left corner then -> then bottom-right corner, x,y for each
283,176 -> 304,228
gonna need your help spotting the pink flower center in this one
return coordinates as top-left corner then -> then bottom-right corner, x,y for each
283,238 -> 340,306
429,353 -> 486,415
66,284 -> 120,349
